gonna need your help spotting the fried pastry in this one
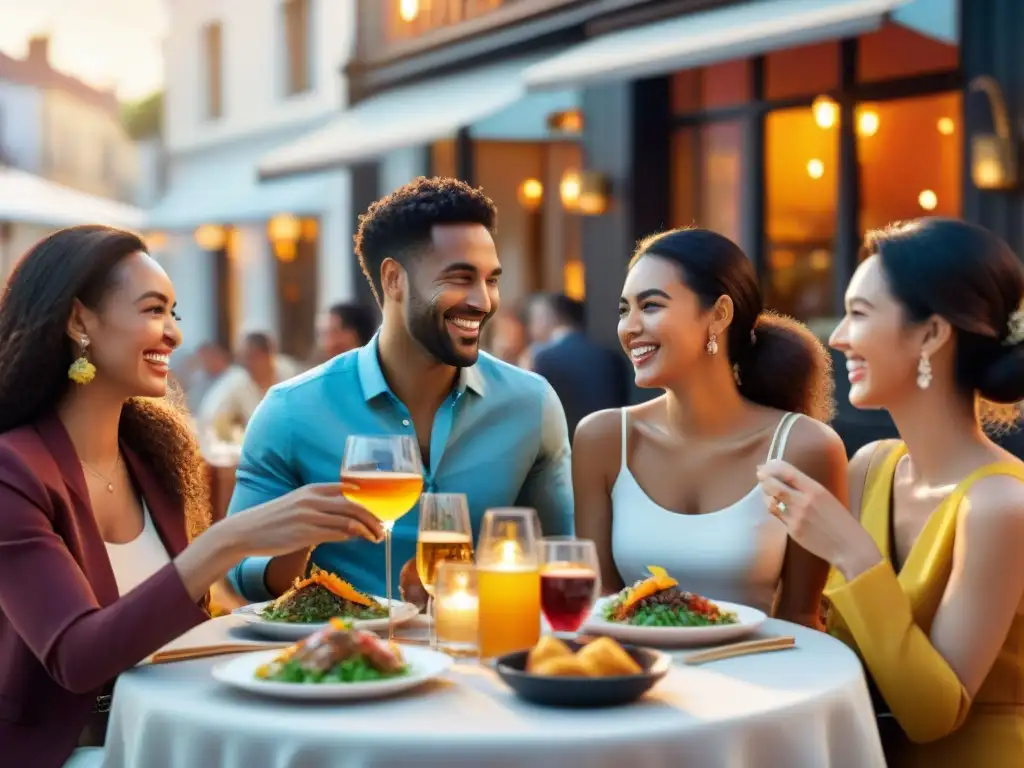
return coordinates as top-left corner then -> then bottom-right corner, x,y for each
525,635 -> 573,673
576,637 -> 643,677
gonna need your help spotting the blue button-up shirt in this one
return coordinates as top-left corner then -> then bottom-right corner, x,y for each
226,337 -> 574,600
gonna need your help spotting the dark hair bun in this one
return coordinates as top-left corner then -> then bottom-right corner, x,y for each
737,312 -> 835,421
977,344 -> 1024,404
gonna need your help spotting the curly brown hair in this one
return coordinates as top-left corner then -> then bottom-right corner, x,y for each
0,226 -> 210,540
354,176 -> 497,304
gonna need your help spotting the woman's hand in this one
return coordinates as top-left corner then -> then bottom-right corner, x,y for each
757,459 -> 882,581
399,559 -> 429,611
175,484 -> 384,601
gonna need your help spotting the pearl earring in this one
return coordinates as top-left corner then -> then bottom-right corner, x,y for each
706,333 -> 718,356
917,352 -> 932,390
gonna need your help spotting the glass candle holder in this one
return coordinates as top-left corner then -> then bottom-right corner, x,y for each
433,561 -> 479,658
476,508 -> 542,659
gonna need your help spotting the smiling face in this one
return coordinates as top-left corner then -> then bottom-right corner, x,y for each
618,254 -> 717,389
829,255 -> 929,409
402,223 -> 501,367
72,251 -> 182,399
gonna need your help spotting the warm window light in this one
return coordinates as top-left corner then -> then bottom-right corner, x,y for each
857,109 -> 879,137
273,239 -> 298,263
807,159 -> 825,179
559,171 -> 581,210
937,117 -> 955,135
918,189 -> 938,210
399,0 -> 420,22
809,249 -> 832,271
812,96 -> 838,129
517,178 -> 544,211
300,218 -> 318,241
547,109 -> 583,134
144,231 -> 168,252
194,224 -> 226,251
563,260 -> 585,300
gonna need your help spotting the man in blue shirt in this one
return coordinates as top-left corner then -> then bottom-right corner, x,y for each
226,177 -> 574,601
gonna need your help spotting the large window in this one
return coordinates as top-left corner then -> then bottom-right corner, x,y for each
859,92 -> 962,234
668,21 -> 960,324
765,107 -> 838,319
386,0 -> 505,44
282,0 -> 312,96
202,22 -> 223,120
671,123 -> 743,244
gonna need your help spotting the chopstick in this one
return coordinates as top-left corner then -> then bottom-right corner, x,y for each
148,643 -> 289,665
682,636 -> 795,665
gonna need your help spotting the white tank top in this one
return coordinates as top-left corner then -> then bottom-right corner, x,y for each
611,410 -> 799,613
103,501 -> 172,596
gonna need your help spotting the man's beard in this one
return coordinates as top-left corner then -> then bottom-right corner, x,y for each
405,289 -> 483,368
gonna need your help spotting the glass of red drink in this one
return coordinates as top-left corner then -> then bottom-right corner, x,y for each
539,537 -> 601,634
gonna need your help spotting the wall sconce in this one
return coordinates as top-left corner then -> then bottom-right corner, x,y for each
969,75 -> 1018,191
399,0 -> 420,23
577,171 -> 611,216
194,224 -> 226,251
267,213 -> 301,263
517,178 -> 544,211
546,109 -> 583,134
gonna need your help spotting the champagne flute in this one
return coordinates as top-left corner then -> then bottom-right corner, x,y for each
416,494 -> 474,634
341,435 -> 423,641
540,537 -> 601,634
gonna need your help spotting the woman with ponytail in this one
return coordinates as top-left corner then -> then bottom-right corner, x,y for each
573,227 -> 845,627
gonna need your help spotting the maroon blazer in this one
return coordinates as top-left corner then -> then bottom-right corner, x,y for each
0,413 -> 209,767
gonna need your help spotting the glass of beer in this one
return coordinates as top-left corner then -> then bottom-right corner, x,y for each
476,508 -> 541,659
540,537 -> 601,634
341,435 -> 424,641
416,494 -> 474,634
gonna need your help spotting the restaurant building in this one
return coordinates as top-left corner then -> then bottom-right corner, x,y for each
262,0 -> 1022,446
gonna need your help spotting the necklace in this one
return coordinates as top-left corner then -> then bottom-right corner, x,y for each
81,454 -> 121,494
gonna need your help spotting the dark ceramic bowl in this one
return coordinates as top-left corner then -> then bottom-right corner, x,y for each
493,639 -> 671,708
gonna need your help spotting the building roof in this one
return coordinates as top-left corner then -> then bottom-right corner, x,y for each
0,37 -> 119,115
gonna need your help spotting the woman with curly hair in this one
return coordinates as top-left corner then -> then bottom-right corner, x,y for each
574,227 -> 847,627
0,226 -> 383,767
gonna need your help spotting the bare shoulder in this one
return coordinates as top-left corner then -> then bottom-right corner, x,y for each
574,408 -> 624,453
782,415 -> 847,476
961,468 -> 1024,534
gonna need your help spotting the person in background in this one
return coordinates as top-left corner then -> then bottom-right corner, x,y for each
757,219 -> 1024,766
530,293 -> 629,438
179,341 -> 230,413
574,228 -> 844,628
0,226 -> 383,767
485,307 -> 530,367
196,332 -> 301,440
225,176 -> 574,603
316,302 -> 379,362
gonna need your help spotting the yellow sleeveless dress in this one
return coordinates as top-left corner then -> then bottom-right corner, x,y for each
824,443 -> 1024,767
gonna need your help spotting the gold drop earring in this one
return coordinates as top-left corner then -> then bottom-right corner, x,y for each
68,335 -> 97,385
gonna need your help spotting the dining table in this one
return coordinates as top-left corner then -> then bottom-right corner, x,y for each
98,614 -> 886,768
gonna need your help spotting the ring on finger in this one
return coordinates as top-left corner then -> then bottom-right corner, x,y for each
772,496 -> 788,515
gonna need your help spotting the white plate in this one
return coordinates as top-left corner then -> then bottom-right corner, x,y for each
212,645 -> 453,701
581,596 -> 766,647
234,598 -> 421,641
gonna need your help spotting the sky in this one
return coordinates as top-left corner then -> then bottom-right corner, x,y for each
0,0 -> 167,101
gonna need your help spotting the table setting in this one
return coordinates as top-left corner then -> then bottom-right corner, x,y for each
99,434 -> 886,767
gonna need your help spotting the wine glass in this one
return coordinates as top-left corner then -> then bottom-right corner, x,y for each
540,536 -> 601,634
341,435 -> 424,641
416,493 -> 474,633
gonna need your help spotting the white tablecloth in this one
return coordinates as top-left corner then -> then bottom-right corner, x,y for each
101,617 -> 885,768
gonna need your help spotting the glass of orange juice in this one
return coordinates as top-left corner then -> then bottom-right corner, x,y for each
476,507 -> 541,659
341,435 -> 423,641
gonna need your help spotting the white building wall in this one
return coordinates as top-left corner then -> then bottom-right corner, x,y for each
158,0 -> 357,351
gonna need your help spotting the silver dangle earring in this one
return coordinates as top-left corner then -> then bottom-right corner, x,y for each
917,352 -> 932,390
706,333 -> 719,356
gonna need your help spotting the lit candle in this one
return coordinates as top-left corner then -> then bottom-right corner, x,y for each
436,578 -> 478,646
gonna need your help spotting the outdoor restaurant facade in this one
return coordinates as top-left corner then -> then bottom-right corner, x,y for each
260,0 -> 1023,447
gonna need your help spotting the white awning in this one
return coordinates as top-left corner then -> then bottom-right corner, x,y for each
523,0 -> 910,91
0,166 -> 145,230
258,58 -> 536,180
146,131 -> 338,230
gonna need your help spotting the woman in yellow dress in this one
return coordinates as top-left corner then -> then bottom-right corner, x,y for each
757,218 -> 1024,766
